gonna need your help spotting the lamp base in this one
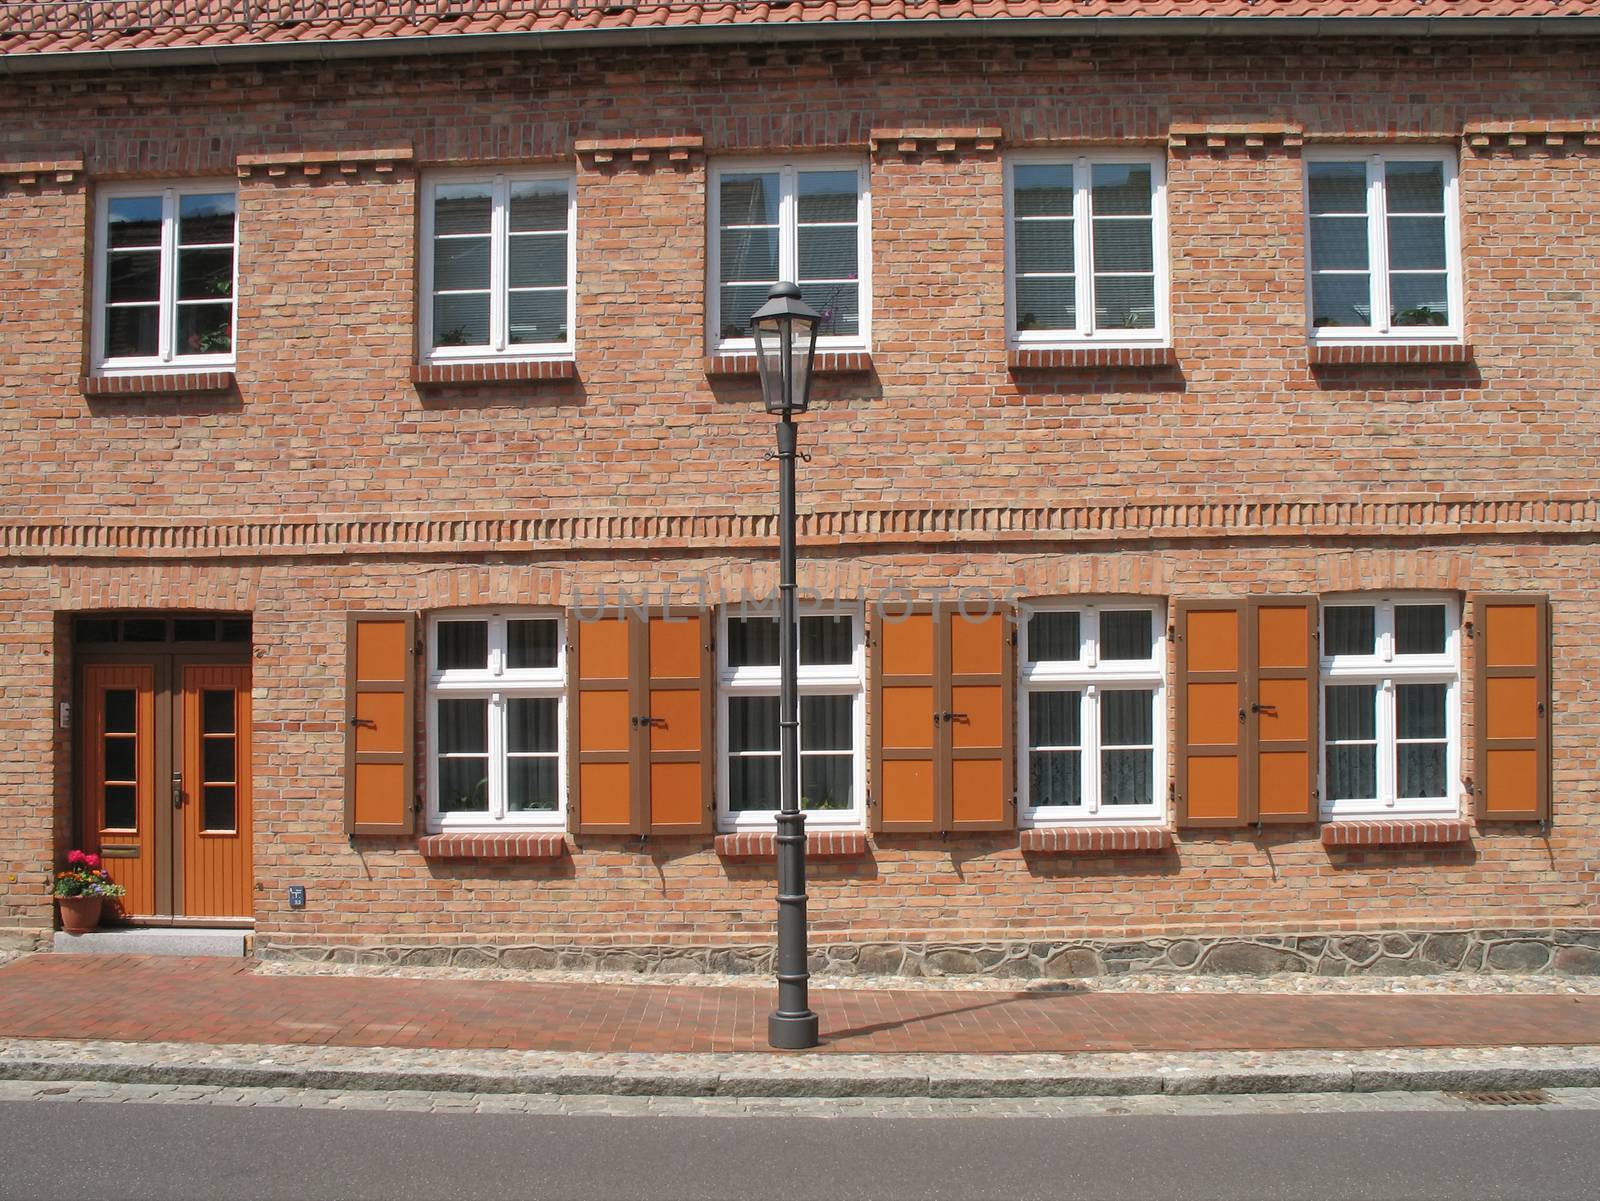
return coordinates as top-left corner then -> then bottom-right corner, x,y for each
767,1009 -> 820,1050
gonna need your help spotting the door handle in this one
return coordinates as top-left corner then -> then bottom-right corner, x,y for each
171,771 -> 184,808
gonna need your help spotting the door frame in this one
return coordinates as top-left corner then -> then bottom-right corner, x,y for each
75,644 -> 253,928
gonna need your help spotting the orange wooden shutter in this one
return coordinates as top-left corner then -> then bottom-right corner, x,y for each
1250,598 -> 1318,823
571,611 -> 642,835
345,612 -> 417,835
1472,593 -> 1551,823
644,610 -> 714,834
943,603 -> 1015,831
872,606 -> 939,832
1175,600 -> 1250,826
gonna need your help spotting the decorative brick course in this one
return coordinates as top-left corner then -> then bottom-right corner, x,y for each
713,831 -> 870,860
79,372 -> 236,398
416,833 -> 568,860
1007,347 -> 1177,371
1322,821 -> 1475,848
704,353 -> 874,377
410,360 -> 578,386
1307,343 -> 1474,366
1019,826 -> 1174,855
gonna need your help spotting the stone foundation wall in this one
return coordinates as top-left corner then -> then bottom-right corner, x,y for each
258,927 -> 1600,979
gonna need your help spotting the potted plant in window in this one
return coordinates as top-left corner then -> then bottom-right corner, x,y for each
53,850 -> 126,935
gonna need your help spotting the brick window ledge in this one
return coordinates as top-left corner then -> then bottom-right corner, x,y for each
1008,347 -> 1177,371
1321,820 -> 1473,848
704,353 -> 873,377
82,371 -> 236,398
714,831 -> 869,860
412,360 -> 577,386
1308,343 -> 1473,367
1020,826 -> 1173,854
417,832 -> 568,860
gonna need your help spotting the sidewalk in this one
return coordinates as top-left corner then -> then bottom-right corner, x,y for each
3,954 -> 1600,1099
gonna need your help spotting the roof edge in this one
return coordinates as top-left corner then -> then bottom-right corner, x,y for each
4,15 -> 1600,75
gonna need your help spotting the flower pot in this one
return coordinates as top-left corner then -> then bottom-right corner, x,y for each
57,896 -> 103,935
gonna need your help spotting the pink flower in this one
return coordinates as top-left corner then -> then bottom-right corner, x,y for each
84,854 -> 101,869
66,850 -> 85,865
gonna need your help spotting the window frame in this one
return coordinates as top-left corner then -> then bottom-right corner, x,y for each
715,605 -> 867,832
1017,599 -> 1168,827
707,157 -> 873,356
1003,150 -> 1171,350
91,180 -> 240,376
424,609 -> 567,833
418,168 -> 577,365
1318,593 -> 1462,819
1302,146 -> 1464,346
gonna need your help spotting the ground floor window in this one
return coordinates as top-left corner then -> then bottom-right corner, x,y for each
1019,602 -> 1166,824
426,611 -> 565,830
1320,596 -> 1460,818
717,608 -> 866,830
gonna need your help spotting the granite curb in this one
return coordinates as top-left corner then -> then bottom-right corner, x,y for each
4,1039 -> 1600,1100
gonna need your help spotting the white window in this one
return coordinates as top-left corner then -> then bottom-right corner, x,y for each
1005,153 -> 1169,347
1019,602 -> 1167,825
709,160 -> 870,354
420,172 -> 575,362
1304,148 -> 1462,343
425,611 -> 566,831
1319,596 -> 1461,819
92,183 -> 238,374
717,608 -> 865,830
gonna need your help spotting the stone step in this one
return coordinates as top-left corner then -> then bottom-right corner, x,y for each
53,928 -> 248,958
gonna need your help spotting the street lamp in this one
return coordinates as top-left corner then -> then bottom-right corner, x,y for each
750,281 -> 822,1050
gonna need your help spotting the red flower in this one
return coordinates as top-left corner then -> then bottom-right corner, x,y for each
84,854 -> 101,869
66,850 -> 86,865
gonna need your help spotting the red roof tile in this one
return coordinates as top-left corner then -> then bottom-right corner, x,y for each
0,1 -> 1595,62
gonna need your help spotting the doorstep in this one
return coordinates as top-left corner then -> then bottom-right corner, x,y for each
52,927 -> 249,958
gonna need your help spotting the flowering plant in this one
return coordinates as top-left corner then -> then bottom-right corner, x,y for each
53,850 -> 126,899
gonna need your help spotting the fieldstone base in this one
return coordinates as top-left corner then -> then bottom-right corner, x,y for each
257,927 -> 1600,979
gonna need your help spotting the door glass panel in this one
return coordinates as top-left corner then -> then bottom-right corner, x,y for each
174,618 -> 218,642
203,786 -> 236,832
103,784 -> 137,830
203,689 -> 235,734
104,737 -> 135,781
122,618 -> 166,642
104,689 -> 136,734
200,689 -> 238,832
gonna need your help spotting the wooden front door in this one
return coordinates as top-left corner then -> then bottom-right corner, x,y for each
78,655 -> 253,924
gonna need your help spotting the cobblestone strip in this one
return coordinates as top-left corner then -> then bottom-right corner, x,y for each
4,1039 -> 1600,1100
2,1078 -> 1599,1120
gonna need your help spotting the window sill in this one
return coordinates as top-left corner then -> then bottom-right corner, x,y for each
1308,343 -> 1473,367
1321,820 -> 1472,848
1019,826 -> 1173,855
714,831 -> 869,860
1007,347 -> 1176,371
417,832 -> 569,860
82,371 -> 236,398
412,360 -> 577,386
704,352 -> 873,377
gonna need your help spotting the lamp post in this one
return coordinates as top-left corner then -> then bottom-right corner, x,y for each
750,281 -> 822,1050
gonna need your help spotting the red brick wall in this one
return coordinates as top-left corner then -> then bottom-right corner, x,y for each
1,35 -> 1598,945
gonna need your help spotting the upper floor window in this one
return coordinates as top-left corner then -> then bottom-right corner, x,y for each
426,611 -> 566,831
1006,154 -> 1169,347
1304,149 -> 1462,342
717,608 -> 865,830
709,161 -> 870,354
1320,595 -> 1460,819
93,183 -> 237,374
420,172 -> 575,362
1019,601 -> 1166,825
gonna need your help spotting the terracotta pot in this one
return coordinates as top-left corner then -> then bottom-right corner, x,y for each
57,895 -> 103,935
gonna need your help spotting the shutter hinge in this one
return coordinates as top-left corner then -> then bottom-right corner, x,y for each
1168,622 -> 1177,641
413,640 -> 424,656
1464,621 -> 1475,639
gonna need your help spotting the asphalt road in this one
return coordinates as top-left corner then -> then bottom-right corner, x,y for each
2,1098 -> 1597,1201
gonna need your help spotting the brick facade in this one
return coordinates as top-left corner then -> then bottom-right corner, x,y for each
2,31 -> 1598,957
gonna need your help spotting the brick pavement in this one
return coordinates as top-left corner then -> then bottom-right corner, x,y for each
2,956 -> 1599,1055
